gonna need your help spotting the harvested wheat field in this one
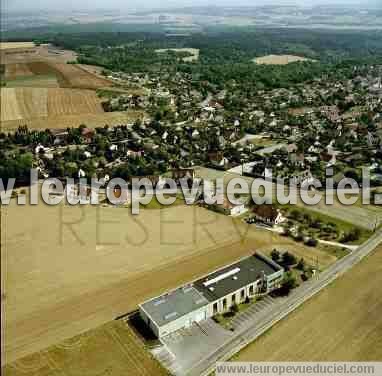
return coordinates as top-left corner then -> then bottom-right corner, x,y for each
1,44 -> 76,65
46,88 -> 103,117
0,42 -> 36,50
49,63 -> 111,89
233,245 -> 382,362
0,111 -> 147,131
0,88 -> 23,121
2,62 -> 60,88
0,203 -> 330,364
0,88 -> 103,122
2,321 -> 168,376
21,62 -> 109,89
4,75 -> 59,88
254,55 -> 315,65
2,61 -> 112,89
3,63 -> 34,80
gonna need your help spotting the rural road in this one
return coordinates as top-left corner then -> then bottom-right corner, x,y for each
231,134 -> 264,146
318,239 -> 359,251
186,228 -> 382,376
195,166 -> 382,231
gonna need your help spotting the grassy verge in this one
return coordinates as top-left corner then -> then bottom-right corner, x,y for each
279,204 -> 372,245
140,195 -> 186,210
97,87 -> 147,98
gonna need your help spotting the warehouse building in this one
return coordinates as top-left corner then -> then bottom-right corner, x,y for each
139,253 -> 284,338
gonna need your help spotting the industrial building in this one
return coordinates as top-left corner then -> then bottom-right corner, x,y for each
139,253 -> 284,338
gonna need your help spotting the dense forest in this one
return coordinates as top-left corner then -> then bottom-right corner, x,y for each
4,29 -> 382,90
14,29 -> 378,91
21,28 -> 382,61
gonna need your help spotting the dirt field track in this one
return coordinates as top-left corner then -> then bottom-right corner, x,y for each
1,203 -> 331,365
233,245 -> 382,362
1,88 -> 104,122
2,321 -> 168,376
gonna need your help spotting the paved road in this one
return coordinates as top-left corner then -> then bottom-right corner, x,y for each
195,166 -> 382,230
186,228 -> 382,376
318,239 -> 359,251
231,134 -> 264,146
256,144 -> 287,156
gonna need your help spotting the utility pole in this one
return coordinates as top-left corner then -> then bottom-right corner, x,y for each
374,215 -> 379,233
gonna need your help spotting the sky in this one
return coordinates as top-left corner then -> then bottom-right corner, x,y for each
2,0 -> 376,12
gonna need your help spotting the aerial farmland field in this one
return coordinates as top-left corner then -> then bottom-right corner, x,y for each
0,43 -> 76,65
0,88 -> 104,122
0,110 -> 147,130
0,88 -> 23,121
1,202 -> 331,364
233,245 -> 382,362
4,63 -> 34,80
48,63 -> 112,89
1,61 -> 112,90
4,75 -> 59,88
46,88 -> 104,117
2,321 -> 168,376
0,42 -> 36,50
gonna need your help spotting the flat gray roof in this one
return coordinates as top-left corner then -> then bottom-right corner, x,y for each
140,253 -> 283,328
140,286 -> 209,328
193,254 -> 282,302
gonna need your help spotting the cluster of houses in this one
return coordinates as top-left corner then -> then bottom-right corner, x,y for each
8,62 -> 382,208
97,63 -> 382,186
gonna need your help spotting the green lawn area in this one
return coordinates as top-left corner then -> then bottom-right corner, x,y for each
319,244 -> 350,260
139,194 -> 186,210
250,138 -> 277,148
279,204 -> 372,245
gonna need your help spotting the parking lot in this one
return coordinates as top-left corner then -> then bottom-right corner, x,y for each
152,319 -> 234,375
151,296 -> 287,374
231,295 -> 281,330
